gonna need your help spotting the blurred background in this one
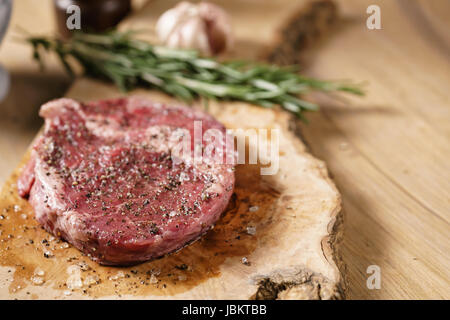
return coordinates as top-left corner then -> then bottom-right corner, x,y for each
0,0 -> 448,300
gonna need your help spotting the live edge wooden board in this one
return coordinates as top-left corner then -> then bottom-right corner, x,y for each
0,0 -> 344,299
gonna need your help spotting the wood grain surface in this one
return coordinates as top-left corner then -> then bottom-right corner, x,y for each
0,0 -> 346,300
0,84 -> 345,299
0,0 -> 449,299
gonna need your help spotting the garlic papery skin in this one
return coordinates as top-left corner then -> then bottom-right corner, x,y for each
156,1 -> 233,56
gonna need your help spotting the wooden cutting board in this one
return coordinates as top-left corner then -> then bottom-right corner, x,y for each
0,0 -> 344,299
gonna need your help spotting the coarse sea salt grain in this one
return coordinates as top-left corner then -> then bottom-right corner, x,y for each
109,271 -> 125,281
34,268 -> 45,276
84,274 -> 100,286
44,250 -> 54,258
151,268 -> 161,276
31,276 -> 45,285
246,226 -> 256,235
248,206 -> 259,212
66,275 -> 83,290
169,211 -> 177,217
149,274 -> 158,284
66,265 -> 83,290
179,172 -> 190,182
78,261 -> 90,271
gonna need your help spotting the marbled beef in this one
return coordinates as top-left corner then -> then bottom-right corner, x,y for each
18,97 -> 235,265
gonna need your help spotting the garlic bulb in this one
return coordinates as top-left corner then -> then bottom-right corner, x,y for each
156,1 -> 233,56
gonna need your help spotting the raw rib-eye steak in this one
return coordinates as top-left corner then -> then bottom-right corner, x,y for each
18,97 -> 235,265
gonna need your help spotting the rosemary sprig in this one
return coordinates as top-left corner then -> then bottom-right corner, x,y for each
27,30 -> 363,119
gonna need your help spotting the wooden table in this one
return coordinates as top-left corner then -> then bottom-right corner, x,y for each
0,0 -> 448,299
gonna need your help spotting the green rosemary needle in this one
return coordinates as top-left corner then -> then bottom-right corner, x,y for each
27,30 -> 363,120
